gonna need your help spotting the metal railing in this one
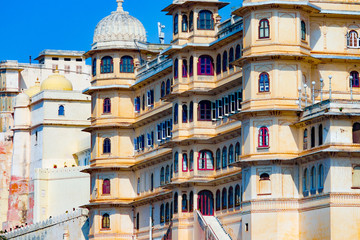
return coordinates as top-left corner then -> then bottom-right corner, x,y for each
298,75 -> 359,110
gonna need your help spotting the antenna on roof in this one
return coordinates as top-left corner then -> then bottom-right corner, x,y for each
158,22 -> 165,44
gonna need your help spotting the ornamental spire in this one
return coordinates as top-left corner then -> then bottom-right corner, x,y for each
116,0 -> 124,12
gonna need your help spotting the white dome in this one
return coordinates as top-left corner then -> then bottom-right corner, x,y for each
92,0 -> 147,50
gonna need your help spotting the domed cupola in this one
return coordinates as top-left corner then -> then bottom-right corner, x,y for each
92,0 -> 147,50
40,70 -> 73,91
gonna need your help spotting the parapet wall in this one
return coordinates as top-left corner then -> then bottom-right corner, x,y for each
4,209 -> 89,240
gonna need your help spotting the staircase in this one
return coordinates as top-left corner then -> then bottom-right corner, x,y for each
196,211 -> 232,240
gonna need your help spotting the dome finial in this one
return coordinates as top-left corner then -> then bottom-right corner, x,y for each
116,0 -> 124,12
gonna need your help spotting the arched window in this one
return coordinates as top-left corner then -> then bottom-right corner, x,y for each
160,204 -> 165,223
182,59 -> 188,77
182,104 -> 188,123
101,56 -> 113,73
198,55 -> 214,76
182,153 -> 188,172
161,81 -> 165,98
303,168 -> 309,195
222,51 -> 228,72
258,127 -> 269,147
198,150 -> 214,170
136,212 -> 140,230
353,123 -> 360,143
182,194 -> 188,212
303,129 -> 308,150
174,152 -> 179,173
189,11 -> 194,31
137,178 -> 140,195
310,166 -> 316,193
318,124 -> 323,146
103,98 -> 111,113
235,44 -> 241,60
216,190 -> 221,211
198,10 -> 214,30
354,166 -> 360,188
222,188 -> 227,209
189,101 -> 193,122
92,58 -> 96,76
189,56 -> 194,76
170,202 -> 173,220
216,54 -> 221,75
102,179 -> 110,195
182,15 -> 188,32
166,79 -> 171,94
189,191 -> 194,212
259,19 -> 270,39
216,149 -> 221,170
311,127 -> 315,148
198,100 -> 212,121
228,186 -> 234,208
318,164 -> 324,192
301,21 -> 306,41
174,59 -> 179,79
58,105 -> 65,116
142,94 -> 145,111
165,203 -> 170,222
189,150 -> 194,171
171,164 -> 173,179
165,165 -> 170,183
228,144 -> 234,165
160,167 -> 165,185
102,214 -> 110,229
235,142 -> 240,162
235,185 -> 240,207
350,71 -> 359,87
260,173 -> 270,181
151,173 -> 154,191
103,138 -> 111,154
229,47 -> 234,70
120,56 -> 134,73
222,146 -> 227,168
259,72 -> 269,92
259,173 -> 271,194
134,96 -> 140,113
174,192 -> 178,213
174,14 -> 179,34
174,103 -> 178,124
348,30 -> 358,47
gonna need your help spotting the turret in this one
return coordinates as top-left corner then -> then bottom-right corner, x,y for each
162,0 -> 228,45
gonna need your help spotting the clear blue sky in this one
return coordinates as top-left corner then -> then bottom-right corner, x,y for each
0,0 -> 241,63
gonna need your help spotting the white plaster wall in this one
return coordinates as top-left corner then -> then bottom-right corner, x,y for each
33,167 -> 90,222
42,126 -> 90,168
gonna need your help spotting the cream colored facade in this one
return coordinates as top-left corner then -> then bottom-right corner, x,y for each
84,0 -> 360,239
4,70 -> 91,233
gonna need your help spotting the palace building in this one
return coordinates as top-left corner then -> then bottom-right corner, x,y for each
83,0 -> 360,239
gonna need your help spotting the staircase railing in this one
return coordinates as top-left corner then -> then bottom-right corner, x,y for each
196,210 -> 219,240
162,221 -> 173,240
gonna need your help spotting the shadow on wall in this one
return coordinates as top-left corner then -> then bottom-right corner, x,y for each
81,218 -> 90,240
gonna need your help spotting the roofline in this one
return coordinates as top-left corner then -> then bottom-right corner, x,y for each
232,1 -> 321,16
162,0 -> 229,15
34,49 -> 86,60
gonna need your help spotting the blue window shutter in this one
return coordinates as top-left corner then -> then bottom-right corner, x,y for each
151,131 -> 154,147
134,138 -> 138,151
